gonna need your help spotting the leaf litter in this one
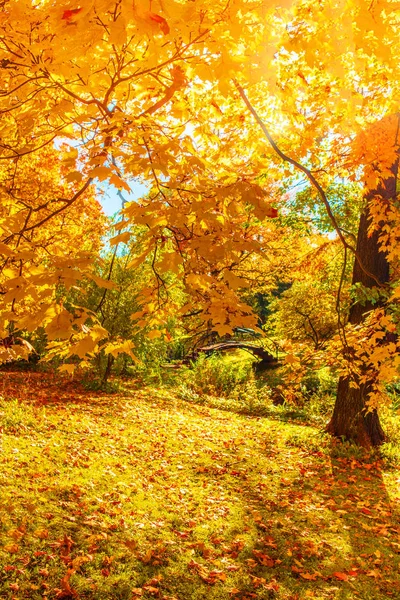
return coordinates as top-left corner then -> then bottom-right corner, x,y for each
0,372 -> 400,598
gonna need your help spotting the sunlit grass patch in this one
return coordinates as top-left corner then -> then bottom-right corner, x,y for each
0,373 -> 399,599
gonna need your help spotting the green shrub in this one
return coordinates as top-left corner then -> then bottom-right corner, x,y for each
228,377 -> 271,413
301,367 -> 337,397
380,441 -> 400,467
176,383 -> 204,404
300,392 -> 335,424
176,355 -> 275,416
183,352 -> 253,396
81,373 -> 122,393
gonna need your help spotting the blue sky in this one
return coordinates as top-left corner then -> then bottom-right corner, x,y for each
99,180 -> 148,216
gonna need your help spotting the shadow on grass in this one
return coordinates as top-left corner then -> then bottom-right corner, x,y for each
1,371 -> 400,599
231,436 -> 400,599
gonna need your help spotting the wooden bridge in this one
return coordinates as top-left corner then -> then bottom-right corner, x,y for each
188,341 -> 279,369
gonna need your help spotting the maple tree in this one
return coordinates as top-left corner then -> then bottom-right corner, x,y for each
76,224 -> 186,383
0,143 -> 105,363
0,0 -> 400,444
269,233 -> 344,351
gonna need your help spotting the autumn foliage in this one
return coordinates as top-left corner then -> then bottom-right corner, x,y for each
0,0 -> 399,445
3,3 -> 400,597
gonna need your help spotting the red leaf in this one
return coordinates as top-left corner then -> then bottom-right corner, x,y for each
333,571 -> 349,581
252,550 -> 274,567
348,569 -> 358,576
360,507 -> 372,515
266,207 -> 278,218
291,565 -> 302,573
62,8 -> 82,21
148,12 -> 170,34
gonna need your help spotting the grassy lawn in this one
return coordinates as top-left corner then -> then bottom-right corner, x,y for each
1,371 -> 400,599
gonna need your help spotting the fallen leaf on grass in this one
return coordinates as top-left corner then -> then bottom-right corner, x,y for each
252,549 -> 274,567
145,576 -> 163,586
209,570 -> 227,583
8,525 -> 26,541
54,569 -> 78,599
188,559 -> 226,584
332,572 -> 349,581
143,585 -> 160,595
300,572 -> 318,580
265,579 -> 279,592
262,536 -> 277,548
173,530 -> 189,539
4,544 -> 19,553
226,564 -> 240,572
138,546 -> 167,565
360,507 -> 373,515
34,528 -> 49,539
71,555 -> 92,570
51,534 -> 75,556
123,538 -> 137,551
251,576 -> 266,588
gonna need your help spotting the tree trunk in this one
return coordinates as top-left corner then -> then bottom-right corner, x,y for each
328,377 -> 385,447
327,167 -> 398,447
102,353 -> 114,386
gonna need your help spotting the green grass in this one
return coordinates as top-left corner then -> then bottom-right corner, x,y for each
0,371 -> 400,599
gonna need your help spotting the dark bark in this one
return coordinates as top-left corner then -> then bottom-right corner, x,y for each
327,168 -> 398,448
327,378 -> 386,448
102,353 -> 114,385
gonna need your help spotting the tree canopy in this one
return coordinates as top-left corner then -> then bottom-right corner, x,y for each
1,0 -> 400,444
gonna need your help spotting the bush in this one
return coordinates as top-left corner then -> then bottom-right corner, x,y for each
301,367 -> 337,397
380,441 -> 400,467
175,352 -> 276,416
228,377 -> 271,413
183,352 -> 254,397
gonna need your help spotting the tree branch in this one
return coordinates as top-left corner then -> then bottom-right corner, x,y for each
235,81 -> 385,287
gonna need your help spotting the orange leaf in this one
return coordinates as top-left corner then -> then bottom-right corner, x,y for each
3,543 -> 19,554
56,569 -> 78,598
143,585 -> 160,594
35,528 -> 49,539
300,572 -> 318,580
124,539 -> 137,551
148,12 -> 170,34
